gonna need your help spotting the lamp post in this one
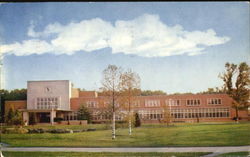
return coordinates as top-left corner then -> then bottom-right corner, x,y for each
169,99 -> 172,116
50,100 -> 54,125
168,99 -> 172,124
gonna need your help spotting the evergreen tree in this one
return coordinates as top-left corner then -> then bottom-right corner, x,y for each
5,107 -> 15,125
134,112 -> 141,127
77,104 -> 92,123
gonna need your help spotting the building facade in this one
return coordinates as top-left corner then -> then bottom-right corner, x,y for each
5,80 -> 249,125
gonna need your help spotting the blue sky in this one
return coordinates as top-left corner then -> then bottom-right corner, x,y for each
0,2 -> 249,94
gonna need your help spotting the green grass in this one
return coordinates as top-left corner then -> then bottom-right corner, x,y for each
2,151 -> 211,157
216,151 -> 250,157
1,122 -> 250,147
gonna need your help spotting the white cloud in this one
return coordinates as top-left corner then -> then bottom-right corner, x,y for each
1,39 -> 53,56
1,14 -> 230,57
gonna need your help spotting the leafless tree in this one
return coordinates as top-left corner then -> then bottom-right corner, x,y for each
120,69 -> 140,135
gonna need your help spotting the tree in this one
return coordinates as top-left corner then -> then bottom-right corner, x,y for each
77,104 -> 92,123
134,112 -> 141,127
12,110 -> 23,126
120,69 -> 140,135
140,90 -> 166,96
162,104 -> 172,126
0,89 -> 27,122
200,87 -> 224,94
101,65 -> 123,139
5,107 -> 23,126
220,62 -> 250,123
5,107 -> 15,125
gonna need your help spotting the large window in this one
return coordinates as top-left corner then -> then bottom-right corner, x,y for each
132,100 -> 140,107
207,98 -> 222,105
36,97 -> 59,109
86,101 -> 99,108
170,108 -> 229,119
145,100 -> 161,107
166,99 -> 180,106
186,99 -> 200,106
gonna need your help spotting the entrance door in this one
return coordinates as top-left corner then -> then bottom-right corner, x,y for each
39,113 -> 50,123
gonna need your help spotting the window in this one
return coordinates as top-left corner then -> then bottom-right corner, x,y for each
166,99 -> 181,106
186,99 -> 200,106
36,97 -> 59,109
145,100 -> 161,107
86,101 -> 99,108
132,100 -> 140,107
207,98 -> 222,105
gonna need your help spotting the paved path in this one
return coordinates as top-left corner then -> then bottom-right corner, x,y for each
2,146 -> 250,154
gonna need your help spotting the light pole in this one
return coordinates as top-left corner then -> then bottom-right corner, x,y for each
168,99 -> 172,124
50,100 -> 54,125
169,99 -> 172,116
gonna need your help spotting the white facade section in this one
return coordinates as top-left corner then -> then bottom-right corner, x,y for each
27,80 -> 71,110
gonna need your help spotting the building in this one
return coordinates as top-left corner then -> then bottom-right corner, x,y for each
5,80 -> 249,125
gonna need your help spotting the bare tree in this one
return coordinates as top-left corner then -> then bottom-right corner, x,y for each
120,69 -> 140,135
162,104 -> 172,126
101,65 -> 123,139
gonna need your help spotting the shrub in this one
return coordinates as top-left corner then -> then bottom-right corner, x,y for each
28,128 -> 46,134
54,117 -> 63,123
3,127 -> 28,134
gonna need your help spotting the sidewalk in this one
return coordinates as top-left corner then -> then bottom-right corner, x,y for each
2,146 -> 250,153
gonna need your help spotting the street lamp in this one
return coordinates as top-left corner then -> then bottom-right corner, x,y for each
50,99 -> 54,125
168,99 -> 172,116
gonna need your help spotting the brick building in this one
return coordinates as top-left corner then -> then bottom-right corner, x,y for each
5,80 -> 249,125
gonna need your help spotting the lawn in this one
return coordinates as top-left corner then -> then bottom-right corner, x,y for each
2,152 -> 211,157
1,122 -> 250,147
216,151 -> 250,157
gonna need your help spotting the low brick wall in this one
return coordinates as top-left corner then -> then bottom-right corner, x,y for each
56,120 -> 87,125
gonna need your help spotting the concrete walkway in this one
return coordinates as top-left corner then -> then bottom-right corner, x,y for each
2,146 -> 250,154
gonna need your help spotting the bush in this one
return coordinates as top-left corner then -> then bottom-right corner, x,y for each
3,127 -> 28,134
28,128 -> 46,134
48,129 -> 73,134
54,117 -> 63,123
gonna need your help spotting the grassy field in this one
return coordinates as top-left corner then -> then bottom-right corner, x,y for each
2,152 -> 211,157
1,122 -> 250,147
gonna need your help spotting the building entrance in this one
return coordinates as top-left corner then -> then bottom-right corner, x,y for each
38,113 -> 50,123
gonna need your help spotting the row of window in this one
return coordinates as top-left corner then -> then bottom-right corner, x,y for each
36,97 -> 60,109
207,98 -> 222,105
145,100 -> 161,107
63,107 -> 230,121
79,98 -> 223,108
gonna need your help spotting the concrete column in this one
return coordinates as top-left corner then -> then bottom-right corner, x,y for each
23,112 -> 29,126
50,110 -> 56,125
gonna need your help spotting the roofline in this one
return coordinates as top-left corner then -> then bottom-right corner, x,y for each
27,80 -> 70,83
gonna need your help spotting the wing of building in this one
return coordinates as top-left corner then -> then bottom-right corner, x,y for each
5,80 -> 249,125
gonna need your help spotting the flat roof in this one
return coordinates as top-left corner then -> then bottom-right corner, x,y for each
28,80 -> 70,83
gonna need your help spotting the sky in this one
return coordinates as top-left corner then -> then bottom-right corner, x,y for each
0,2 -> 249,94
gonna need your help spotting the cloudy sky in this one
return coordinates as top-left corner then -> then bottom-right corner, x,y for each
0,2 -> 249,93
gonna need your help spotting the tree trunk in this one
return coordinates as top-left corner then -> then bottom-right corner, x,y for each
129,112 -> 132,135
112,112 -> 116,139
235,107 -> 239,123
